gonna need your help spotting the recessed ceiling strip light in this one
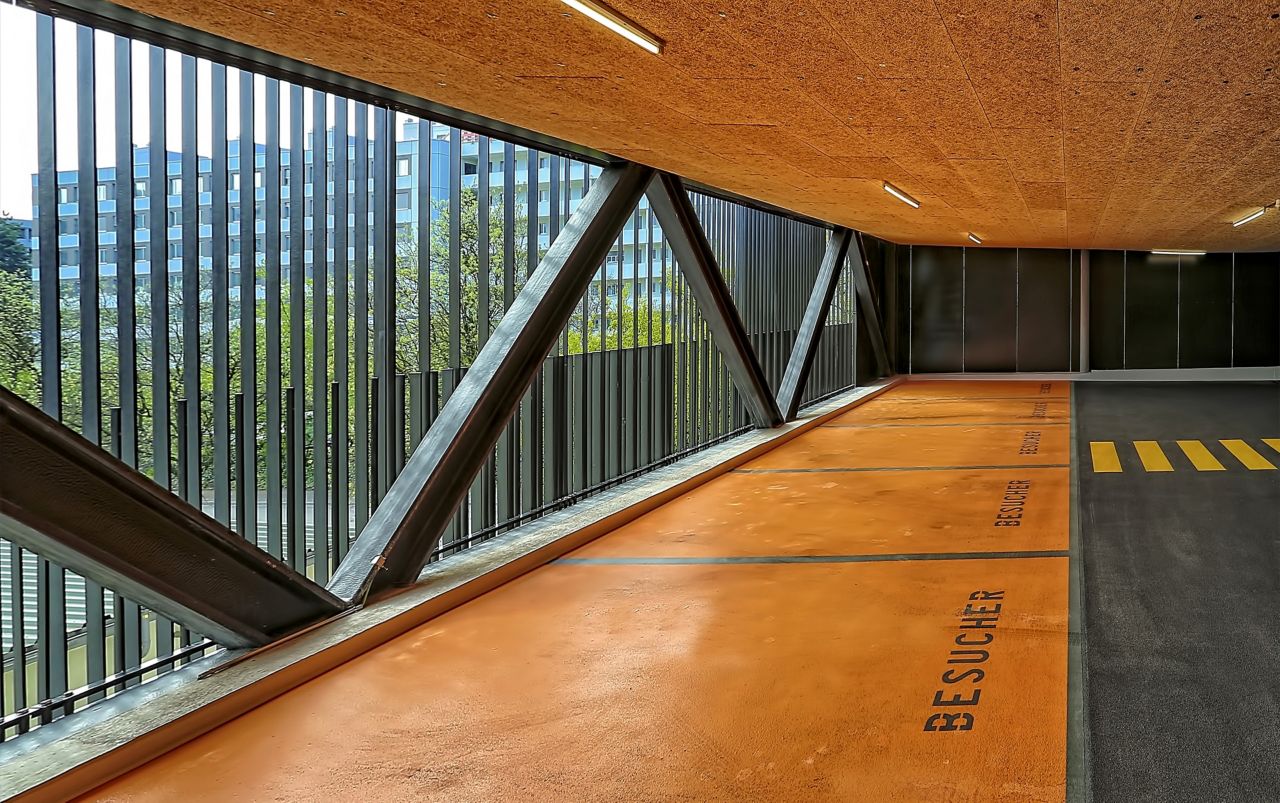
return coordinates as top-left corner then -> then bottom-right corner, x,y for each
967,233 -> 982,245
1151,249 -> 1206,256
883,181 -> 920,208
560,0 -> 663,54
1233,207 -> 1267,227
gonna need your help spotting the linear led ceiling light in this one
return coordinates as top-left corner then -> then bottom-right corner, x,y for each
560,0 -> 663,54
1151,249 -> 1206,256
883,181 -> 920,208
967,233 -> 982,245
1233,208 -> 1266,227
1232,200 -> 1279,227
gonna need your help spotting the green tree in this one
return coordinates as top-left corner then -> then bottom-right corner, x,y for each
393,186 -> 529,373
0,214 -> 31,276
0,270 -> 39,398
1,185 -> 671,493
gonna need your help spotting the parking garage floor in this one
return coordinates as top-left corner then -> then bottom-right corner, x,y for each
82,379 -> 1075,801
89,379 -> 1280,801
1078,382 -> 1280,802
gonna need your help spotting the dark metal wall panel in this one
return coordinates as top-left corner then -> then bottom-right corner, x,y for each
1070,251 -> 1082,371
1178,253 -> 1232,369
855,312 -> 877,385
1233,252 -> 1280,367
1088,250 -> 1126,370
961,248 -> 1017,372
909,246 -> 964,373
1124,252 -> 1179,369
896,245 -> 911,372
1017,248 -> 1072,372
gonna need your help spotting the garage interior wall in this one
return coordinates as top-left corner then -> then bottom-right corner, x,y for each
881,244 -> 1280,373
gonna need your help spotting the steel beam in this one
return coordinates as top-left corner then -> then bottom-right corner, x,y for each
0,388 -> 347,649
645,173 -> 784,429
777,228 -> 854,420
849,232 -> 892,378
328,163 -> 655,602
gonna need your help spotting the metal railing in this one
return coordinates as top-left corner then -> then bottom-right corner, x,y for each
0,3 -> 866,738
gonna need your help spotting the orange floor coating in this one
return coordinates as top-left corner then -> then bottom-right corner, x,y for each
574,468 -> 1068,558
83,381 -> 1071,803
744,423 -> 1069,471
883,380 -> 1070,399
830,397 -> 1070,427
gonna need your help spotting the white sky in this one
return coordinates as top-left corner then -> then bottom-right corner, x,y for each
0,3 -> 372,220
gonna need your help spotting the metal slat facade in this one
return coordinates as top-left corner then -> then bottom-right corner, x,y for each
0,3 -> 865,739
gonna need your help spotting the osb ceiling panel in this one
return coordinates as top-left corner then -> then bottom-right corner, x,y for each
114,0 -> 1280,250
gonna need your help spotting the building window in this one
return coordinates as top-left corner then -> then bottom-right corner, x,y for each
463,162 -> 477,176
98,214 -> 115,231
135,211 -> 149,229
230,172 -> 241,191
230,206 -> 241,224
58,218 -> 77,236
230,237 -> 240,253
97,183 -> 113,201
198,174 -> 211,193
199,207 -> 211,226
99,247 -> 115,264
168,242 -> 182,259
167,210 -> 182,227
134,180 -> 147,198
395,191 -> 410,210
134,246 -> 147,262
57,186 -> 77,204
254,169 -> 263,189
538,156 -> 549,169
59,248 -> 77,267
396,157 -> 411,177
200,240 -> 212,258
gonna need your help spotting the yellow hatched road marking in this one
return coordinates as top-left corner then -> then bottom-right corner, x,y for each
1220,439 -> 1277,470
1133,441 -> 1174,472
1177,440 -> 1226,471
1263,439 -> 1280,456
1090,441 -> 1122,473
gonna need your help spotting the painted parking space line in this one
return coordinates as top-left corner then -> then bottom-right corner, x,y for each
1133,441 -> 1174,472
559,550 -> 1071,565
1220,439 -> 1277,470
825,421 -> 1070,429
736,464 -> 1069,474
1089,439 -> 1280,473
1089,442 -> 1122,473
1177,440 -> 1226,471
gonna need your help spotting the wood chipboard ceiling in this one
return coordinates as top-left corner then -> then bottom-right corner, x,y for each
115,0 -> 1280,250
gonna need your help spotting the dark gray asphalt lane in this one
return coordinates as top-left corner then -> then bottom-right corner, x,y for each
1077,382 -> 1280,802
